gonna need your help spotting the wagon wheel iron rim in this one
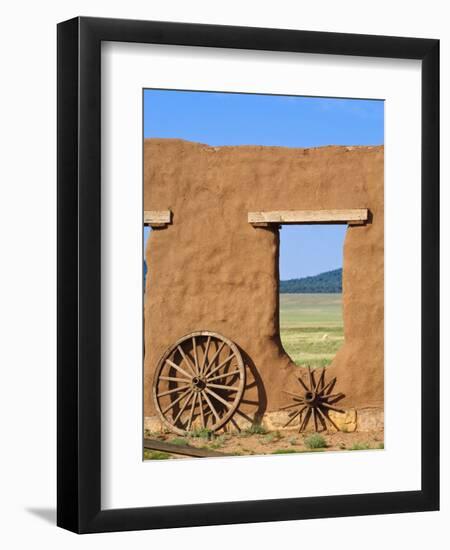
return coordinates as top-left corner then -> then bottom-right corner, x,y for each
153,331 -> 246,436
281,366 -> 345,433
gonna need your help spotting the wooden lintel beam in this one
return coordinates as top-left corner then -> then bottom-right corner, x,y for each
144,210 -> 172,228
248,209 -> 368,226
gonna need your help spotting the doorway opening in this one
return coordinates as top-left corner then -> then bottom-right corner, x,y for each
278,225 -> 346,368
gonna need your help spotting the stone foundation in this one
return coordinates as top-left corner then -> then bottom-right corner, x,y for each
144,407 -> 383,434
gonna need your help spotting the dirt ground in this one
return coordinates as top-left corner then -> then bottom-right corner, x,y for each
144,427 -> 384,460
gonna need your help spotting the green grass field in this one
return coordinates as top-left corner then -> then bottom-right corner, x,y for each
279,293 -> 343,368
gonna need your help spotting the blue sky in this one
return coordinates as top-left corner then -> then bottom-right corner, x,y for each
143,90 -> 384,279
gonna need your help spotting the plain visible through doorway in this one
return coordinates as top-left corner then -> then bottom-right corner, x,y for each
278,224 -> 346,369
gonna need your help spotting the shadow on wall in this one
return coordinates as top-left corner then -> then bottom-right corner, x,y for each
231,347 -> 267,427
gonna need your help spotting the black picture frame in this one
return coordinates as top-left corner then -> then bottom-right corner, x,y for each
57,16 -> 439,534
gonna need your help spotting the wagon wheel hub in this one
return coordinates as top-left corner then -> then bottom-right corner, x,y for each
281,366 -> 345,432
304,390 -> 317,406
191,377 -> 206,392
153,331 -> 246,435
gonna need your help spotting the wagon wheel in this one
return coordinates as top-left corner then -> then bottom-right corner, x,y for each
280,367 -> 345,433
153,331 -> 246,435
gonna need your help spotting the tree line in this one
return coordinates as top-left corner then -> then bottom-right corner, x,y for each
279,268 -> 342,293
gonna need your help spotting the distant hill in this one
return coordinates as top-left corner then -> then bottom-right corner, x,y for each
280,268 -> 342,293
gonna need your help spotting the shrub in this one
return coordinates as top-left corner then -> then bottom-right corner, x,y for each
189,427 -> 214,440
246,423 -> 268,435
304,433 -> 327,449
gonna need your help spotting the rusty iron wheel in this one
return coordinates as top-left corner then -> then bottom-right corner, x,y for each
153,331 -> 246,435
281,367 -> 345,432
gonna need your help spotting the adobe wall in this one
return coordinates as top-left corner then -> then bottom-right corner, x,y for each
143,138 -> 384,422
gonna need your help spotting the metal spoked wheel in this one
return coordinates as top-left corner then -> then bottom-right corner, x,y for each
153,331 -> 246,435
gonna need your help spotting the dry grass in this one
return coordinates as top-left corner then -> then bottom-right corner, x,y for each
279,293 -> 343,367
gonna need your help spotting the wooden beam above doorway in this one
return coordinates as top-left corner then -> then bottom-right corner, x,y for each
248,208 -> 368,227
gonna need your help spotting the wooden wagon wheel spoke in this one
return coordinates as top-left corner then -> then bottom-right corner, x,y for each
165,359 -> 193,380
313,408 -> 319,432
173,391 -> 195,424
176,345 -> 197,377
300,408 -> 312,432
318,407 -> 340,432
315,368 -> 325,392
320,402 -> 345,414
202,391 -> 221,422
323,393 -> 340,400
199,336 -> 211,376
206,369 -> 241,383
202,341 -> 226,378
159,375 -> 191,383
321,377 -> 337,396
323,392 -> 344,402
157,384 -> 191,398
207,383 -> 240,392
161,388 -> 191,415
308,366 -> 315,391
187,392 -> 197,432
204,387 -> 233,410
192,336 -> 199,373
280,367 -> 346,433
205,354 -> 235,380
316,407 -> 328,431
282,389 -> 304,401
283,406 -> 306,428
279,401 -> 304,411
198,393 -> 206,429
296,375 -> 309,393
153,331 -> 245,435
203,342 -> 225,376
